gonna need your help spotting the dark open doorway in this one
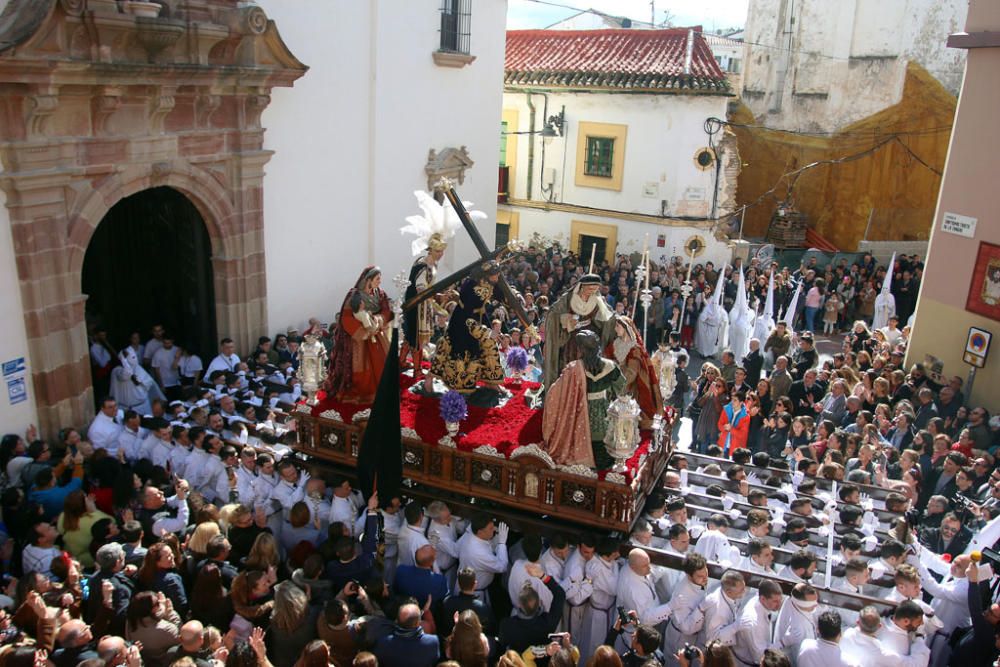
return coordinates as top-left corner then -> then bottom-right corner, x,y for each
578,233 -> 607,267
82,187 -> 217,375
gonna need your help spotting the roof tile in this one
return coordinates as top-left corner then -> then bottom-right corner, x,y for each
505,28 -> 729,93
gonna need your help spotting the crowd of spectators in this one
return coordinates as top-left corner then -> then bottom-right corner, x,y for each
0,246 -> 994,667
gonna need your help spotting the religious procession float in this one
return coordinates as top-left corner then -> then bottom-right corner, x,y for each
293,182 -> 674,533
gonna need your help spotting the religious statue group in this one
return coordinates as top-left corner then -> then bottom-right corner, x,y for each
323,187 -> 674,471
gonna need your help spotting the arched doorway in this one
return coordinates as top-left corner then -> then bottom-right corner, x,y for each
82,187 -> 217,393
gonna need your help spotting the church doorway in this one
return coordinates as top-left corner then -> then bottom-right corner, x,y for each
82,187 -> 217,394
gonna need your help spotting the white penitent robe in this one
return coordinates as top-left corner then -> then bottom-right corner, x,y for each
872,292 -> 896,332
695,303 -> 727,357
728,306 -> 755,361
110,365 -> 157,414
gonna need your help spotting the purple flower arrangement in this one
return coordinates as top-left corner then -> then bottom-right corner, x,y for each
439,390 -> 468,423
506,347 -> 529,373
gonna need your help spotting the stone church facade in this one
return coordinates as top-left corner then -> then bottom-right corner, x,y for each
0,0 -> 306,435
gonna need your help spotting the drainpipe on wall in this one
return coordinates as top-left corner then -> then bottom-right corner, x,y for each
524,91 -> 536,200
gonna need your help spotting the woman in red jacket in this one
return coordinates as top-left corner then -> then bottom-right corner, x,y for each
718,390 -> 750,457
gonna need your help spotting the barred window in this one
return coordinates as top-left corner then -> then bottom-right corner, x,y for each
584,137 -> 614,178
440,0 -> 471,54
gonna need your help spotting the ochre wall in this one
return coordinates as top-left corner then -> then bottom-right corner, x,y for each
732,63 -> 955,250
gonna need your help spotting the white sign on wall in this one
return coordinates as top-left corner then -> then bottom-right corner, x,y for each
2,357 -> 26,406
941,211 -> 978,238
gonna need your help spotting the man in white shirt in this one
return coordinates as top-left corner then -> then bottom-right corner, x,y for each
561,535 -> 596,640
742,538 -> 777,576
775,583 -> 820,666
662,552 -> 710,662
397,502 -> 430,569
457,515 -> 509,600
88,397 -> 123,454
700,569 -> 747,647
115,410 -> 144,462
151,334 -> 182,400
693,513 -> 735,564
169,427 -> 191,480
778,549 -> 819,586
734,580 -> 784,667
540,535 -> 571,581
327,476 -> 363,537
426,501 -> 463,586
145,420 -> 174,470
269,458 -> 309,519
205,337 -> 242,377
924,554 -> 972,633
883,564 -> 943,639
833,558 -> 870,627
578,539 -> 621,665
875,600 -> 930,665
868,539 -> 907,583
142,323 -> 166,367
798,610 -> 860,667
508,534 -> 553,613
22,521 -> 62,576
842,605 -> 930,667
614,549 -> 663,652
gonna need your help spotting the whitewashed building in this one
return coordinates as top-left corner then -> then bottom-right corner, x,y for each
741,0 -> 967,131
498,28 -> 738,268
0,0 -> 507,435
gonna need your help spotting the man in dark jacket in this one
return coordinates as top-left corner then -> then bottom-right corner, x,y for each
788,369 -> 824,417
325,494 -> 380,590
790,332 -> 818,380
948,561 -> 1000,666
742,339 -> 764,386
442,567 -> 496,638
373,601 -> 441,667
920,512 -> 973,559
85,542 -> 134,637
605,616 -> 665,667
498,564 -> 566,653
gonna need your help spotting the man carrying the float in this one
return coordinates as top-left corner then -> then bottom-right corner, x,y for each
542,273 -> 617,388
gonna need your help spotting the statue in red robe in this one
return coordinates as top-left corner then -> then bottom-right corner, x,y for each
605,315 -> 662,428
328,266 -> 393,404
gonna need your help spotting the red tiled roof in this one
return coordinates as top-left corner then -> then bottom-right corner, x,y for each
505,28 -> 729,93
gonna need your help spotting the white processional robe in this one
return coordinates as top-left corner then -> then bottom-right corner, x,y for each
663,576 -> 708,667
615,566 -> 661,652
734,597 -> 779,667
696,303 -> 727,357
774,598 -> 818,667
578,556 -> 619,665
560,550 -> 594,640
797,638 -> 860,667
841,627 -> 929,667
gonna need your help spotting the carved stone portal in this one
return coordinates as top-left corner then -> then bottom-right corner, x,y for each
0,0 -> 307,437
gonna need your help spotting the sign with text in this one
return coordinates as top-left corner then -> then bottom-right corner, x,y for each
942,212 -> 978,238
2,357 -> 26,406
963,326 -> 992,368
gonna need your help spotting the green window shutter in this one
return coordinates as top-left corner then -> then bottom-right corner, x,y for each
500,121 -> 508,166
585,137 -> 614,177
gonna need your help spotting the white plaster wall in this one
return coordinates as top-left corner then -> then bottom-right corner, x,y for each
260,0 -> 506,333
0,188 -> 38,435
502,91 -> 732,218
512,206 -> 732,268
742,0 -> 967,132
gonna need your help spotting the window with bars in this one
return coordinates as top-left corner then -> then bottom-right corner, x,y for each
439,0 -> 471,55
584,136 -> 615,178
